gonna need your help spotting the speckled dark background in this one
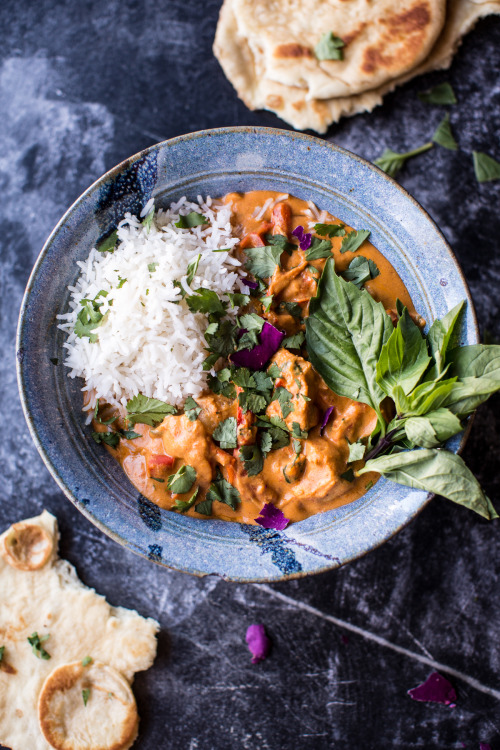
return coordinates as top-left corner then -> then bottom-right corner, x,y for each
1,2 -> 500,748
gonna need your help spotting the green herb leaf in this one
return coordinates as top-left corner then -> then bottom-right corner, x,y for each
126,394 -> 177,427
314,31 -> 345,61
348,440 -> 366,462
171,487 -> 199,513
206,470 -> 241,509
341,468 -> 355,482
117,276 -> 127,288
426,300 -> 465,378
252,371 -> 274,393
278,301 -> 303,319
27,632 -> 51,660
282,331 -> 305,349
404,408 -> 462,448
227,292 -> 251,309
82,688 -> 90,707
291,422 -> 308,439
212,417 -> 237,449
340,229 -> 371,254
306,258 -> 393,430
167,464 -> 196,494
184,396 -> 202,421
432,114 -> 458,151
272,387 -> 294,418
239,444 -> 264,476
142,206 -> 155,233
342,256 -> 380,288
260,431 -> 273,458
376,307 -> 431,398
473,151 -> 500,183
261,295 -> 274,312
186,254 -> 201,287
97,229 -> 119,254
74,295 -> 107,341
305,236 -> 333,261
195,499 -> 213,515
374,143 -> 433,178
244,245 -> 283,279
267,363 -> 282,379
82,656 -> 93,667
313,223 -> 345,238
121,429 -> 141,440
185,288 -> 226,317
0,646 -> 4,663
359,448 -> 498,520
91,431 -> 120,448
264,233 -> 295,254
174,212 -> 207,228
418,82 -> 457,105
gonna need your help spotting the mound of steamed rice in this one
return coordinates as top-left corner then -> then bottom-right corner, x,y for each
57,195 -> 247,413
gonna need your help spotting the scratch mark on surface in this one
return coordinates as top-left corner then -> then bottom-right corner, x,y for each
387,611 -> 434,660
256,584 -> 500,702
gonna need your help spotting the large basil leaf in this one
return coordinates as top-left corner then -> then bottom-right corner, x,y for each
244,245 -> 282,279
442,377 -> 500,416
447,343 -> 500,381
393,378 -> 457,416
376,308 -> 430,397
404,408 -> 462,448
359,448 -> 498,520
426,300 -> 465,379
306,259 -> 393,427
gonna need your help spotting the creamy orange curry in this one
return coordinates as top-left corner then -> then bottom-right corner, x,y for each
93,191 -> 419,525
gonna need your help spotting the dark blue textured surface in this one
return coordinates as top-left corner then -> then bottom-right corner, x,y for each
1,0 -> 500,747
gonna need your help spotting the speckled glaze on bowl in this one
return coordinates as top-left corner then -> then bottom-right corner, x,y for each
17,127 -> 478,582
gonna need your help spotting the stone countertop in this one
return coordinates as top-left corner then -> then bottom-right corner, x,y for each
1,1 -> 500,748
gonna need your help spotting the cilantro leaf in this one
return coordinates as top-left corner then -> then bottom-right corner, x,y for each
278,301 -> 302,319
227,292 -> 251,308
82,656 -> 93,667
207,370 -> 236,399
167,464 -> 197,494
473,151 -> 500,183
432,114 -> 457,151
186,288 -> 226,317
186,254 -> 201,286
171,487 -> 199,513
340,229 -> 371,254
342,256 -> 380,288
27,632 -> 51,660
121,429 -> 141,440
348,440 -> 366,462
418,82 -> 457,105
267,363 -> 282,379
212,417 -> 237,449
261,295 -> 273,312
264,233 -> 295,254
74,295 -> 107,342
305,236 -> 333,260
232,368 -> 255,389
374,143 -> 433,178
82,688 -> 90,706
184,396 -> 202,421
195,499 -> 213,515
0,646 -> 4,663
272,387 -> 294,418
314,223 -> 345,238
253,371 -> 274,393
126,394 -> 177,427
205,318 -> 239,359
239,444 -> 264,476
282,332 -> 305,350
97,229 -> 118,254
244,245 -> 282,279
142,206 -> 155,233
314,31 -> 345,61
291,422 -> 308,439
92,431 -> 120,448
206,470 -> 241,510
174,212 -> 207,228
260,431 -> 273,458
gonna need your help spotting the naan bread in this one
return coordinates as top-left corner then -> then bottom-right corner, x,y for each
214,0 -> 500,133
0,511 -> 159,750
232,0 -> 446,99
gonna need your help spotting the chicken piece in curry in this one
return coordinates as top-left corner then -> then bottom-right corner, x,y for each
93,191 -> 420,525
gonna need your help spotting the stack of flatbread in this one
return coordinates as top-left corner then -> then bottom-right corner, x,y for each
214,0 -> 500,133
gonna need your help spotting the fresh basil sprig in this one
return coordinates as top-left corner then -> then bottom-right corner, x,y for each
306,258 -> 500,519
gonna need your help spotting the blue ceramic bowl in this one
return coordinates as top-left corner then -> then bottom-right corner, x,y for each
17,127 -> 478,581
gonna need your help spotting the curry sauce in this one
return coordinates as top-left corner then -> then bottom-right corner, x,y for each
93,191 -> 418,525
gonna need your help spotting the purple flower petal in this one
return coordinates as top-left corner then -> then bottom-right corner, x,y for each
408,672 -> 457,705
230,322 -> 285,370
292,225 -> 312,250
255,502 -> 290,530
246,624 -> 271,664
242,277 -> 259,290
320,407 -> 334,435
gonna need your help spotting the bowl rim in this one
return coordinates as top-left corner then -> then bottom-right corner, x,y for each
16,125 -> 479,581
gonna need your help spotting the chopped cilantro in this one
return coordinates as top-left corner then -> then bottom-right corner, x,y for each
0,646 -> 4,663
207,370 -> 236,399
340,229 -> 371,254
291,422 -> 308,439
261,295 -> 273,312
244,245 -> 282,279
126,394 -> 177,427
227,292 -> 251,309
264,233 -> 295,255
174,211 -> 207,228
206,470 -> 241,509
184,396 -> 202,421
253,371 -> 274,392
92,431 -> 120,448
239,444 -> 264,476
167,464 -> 196,494
314,223 -> 346,238
314,31 -> 345,61
148,262 -> 158,273
186,288 -> 226,316
212,417 -> 237,449
186,254 -> 201,286
342,256 -> 380,288
293,438 -> 302,455
260,431 -> 273,458
117,276 -> 127,288
82,656 -> 93,667
121,429 -> 141,440
142,206 -> 155,233
150,476 -> 165,483
194,499 -> 213,515
282,331 -> 305,349
97,229 -> 119,254
27,632 -> 51,660
82,688 -> 90,706
348,440 -> 366,462
171,487 -> 199,513
272,387 -> 294,418
279,301 -> 302,319
74,293 -> 107,342
237,313 -> 265,350
267,363 -> 282,379
305,236 -> 332,261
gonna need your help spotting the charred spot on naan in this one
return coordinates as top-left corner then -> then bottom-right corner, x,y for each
2,521 -> 54,571
274,43 -> 313,59
362,1 -> 433,74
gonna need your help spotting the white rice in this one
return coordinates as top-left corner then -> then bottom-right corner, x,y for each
58,196 -> 248,415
